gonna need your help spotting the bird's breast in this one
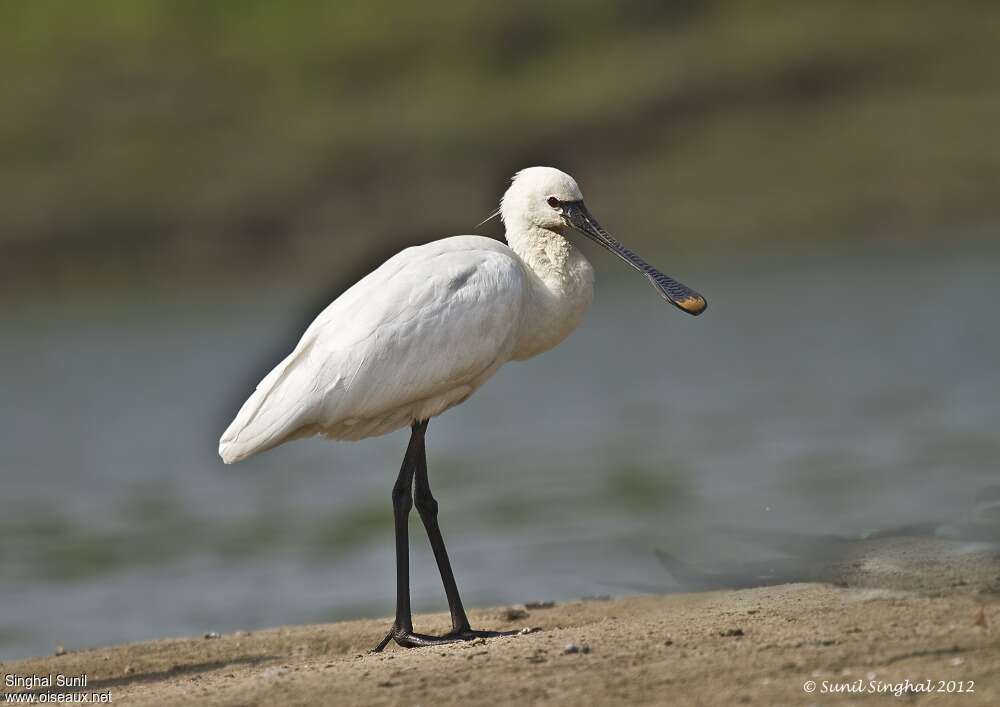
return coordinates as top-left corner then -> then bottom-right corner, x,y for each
510,247 -> 594,361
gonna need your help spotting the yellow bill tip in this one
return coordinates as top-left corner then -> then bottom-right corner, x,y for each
677,294 -> 708,316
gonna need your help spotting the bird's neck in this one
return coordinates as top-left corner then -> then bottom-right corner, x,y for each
506,226 -> 595,360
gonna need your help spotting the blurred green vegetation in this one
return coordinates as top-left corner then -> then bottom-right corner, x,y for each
0,454 -> 699,582
605,465 -> 693,513
2,1 -> 998,292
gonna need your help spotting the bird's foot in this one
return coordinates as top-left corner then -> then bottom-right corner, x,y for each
371,626 -> 521,652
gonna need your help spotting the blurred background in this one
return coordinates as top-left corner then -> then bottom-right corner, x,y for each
2,1 -> 999,660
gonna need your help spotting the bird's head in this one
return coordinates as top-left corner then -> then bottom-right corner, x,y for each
498,166 -> 708,317
500,166 -> 584,231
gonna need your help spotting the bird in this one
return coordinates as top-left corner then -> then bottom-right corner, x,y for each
218,166 -> 707,651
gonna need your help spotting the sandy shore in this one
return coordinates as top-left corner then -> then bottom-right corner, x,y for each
3,537 -> 999,705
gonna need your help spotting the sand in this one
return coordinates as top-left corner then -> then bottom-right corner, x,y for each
3,537 -> 999,706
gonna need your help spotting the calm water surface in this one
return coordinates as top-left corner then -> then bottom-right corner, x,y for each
2,245 -> 998,659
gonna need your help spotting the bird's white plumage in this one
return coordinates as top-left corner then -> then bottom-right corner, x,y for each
219,167 -> 595,463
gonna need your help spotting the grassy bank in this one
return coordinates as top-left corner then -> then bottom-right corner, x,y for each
2,1 -> 999,291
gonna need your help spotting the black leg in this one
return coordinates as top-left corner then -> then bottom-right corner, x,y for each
371,420 -> 520,651
413,422 -> 472,633
374,421 -> 450,651
371,421 -> 420,651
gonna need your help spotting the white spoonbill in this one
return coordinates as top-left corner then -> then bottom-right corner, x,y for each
219,166 -> 706,651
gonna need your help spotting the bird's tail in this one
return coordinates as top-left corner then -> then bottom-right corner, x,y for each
218,350 -> 316,463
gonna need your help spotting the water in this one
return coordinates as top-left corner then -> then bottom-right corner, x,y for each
2,244 -> 998,660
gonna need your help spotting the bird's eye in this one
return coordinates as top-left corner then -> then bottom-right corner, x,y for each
547,196 -> 560,208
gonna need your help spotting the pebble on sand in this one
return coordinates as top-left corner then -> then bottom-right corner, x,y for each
973,607 -> 987,628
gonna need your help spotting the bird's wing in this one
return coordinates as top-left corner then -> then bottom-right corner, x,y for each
219,237 -> 525,462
